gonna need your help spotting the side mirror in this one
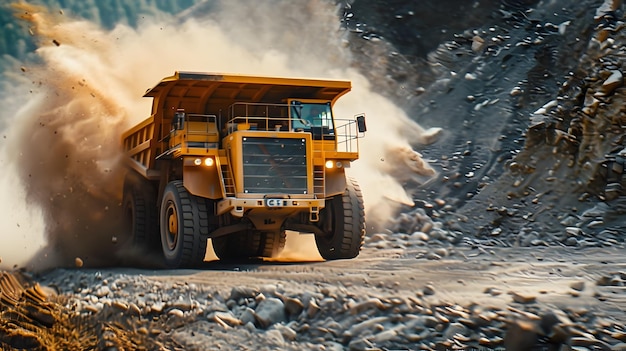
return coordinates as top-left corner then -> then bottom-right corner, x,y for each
356,114 -> 367,133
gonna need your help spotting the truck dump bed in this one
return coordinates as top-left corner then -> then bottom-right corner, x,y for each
122,72 -> 352,179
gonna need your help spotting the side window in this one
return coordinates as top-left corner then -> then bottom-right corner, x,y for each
290,101 -> 309,130
317,103 -> 333,128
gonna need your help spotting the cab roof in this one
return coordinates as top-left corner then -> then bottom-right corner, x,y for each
144,71 -> 352,114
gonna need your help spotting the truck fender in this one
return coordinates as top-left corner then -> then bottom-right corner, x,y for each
183,165 -> 224,199
325,170 -> 347,197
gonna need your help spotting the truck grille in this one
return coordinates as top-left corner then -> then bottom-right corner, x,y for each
242,137 -> 308,194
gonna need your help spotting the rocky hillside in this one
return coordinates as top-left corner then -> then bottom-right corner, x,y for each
347,0 -> 626,250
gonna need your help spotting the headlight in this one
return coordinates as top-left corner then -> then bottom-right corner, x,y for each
192,157 -> 214,166
325,160 -> 344,169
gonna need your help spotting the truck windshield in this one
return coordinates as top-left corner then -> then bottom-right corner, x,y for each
290,101 -> 335,139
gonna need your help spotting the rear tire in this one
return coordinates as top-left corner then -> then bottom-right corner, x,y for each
315,177 -> 365,260
212,229 -> 260,260
213,230 -> 285,260
160,181 -> 209,268
123,172 -> 159,251
258,231 -> 286,258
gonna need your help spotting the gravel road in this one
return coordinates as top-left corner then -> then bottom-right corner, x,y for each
1,241 -> 620,350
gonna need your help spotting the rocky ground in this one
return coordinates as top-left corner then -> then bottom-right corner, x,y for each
2,244 -> 625,350
2,0 -> 626,350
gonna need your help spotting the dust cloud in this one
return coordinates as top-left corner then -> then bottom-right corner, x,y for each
0,1 -> 438,269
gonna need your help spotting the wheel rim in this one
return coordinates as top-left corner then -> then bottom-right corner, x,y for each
164,200 -> 178,250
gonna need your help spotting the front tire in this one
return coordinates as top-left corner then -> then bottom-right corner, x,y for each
315,177 -> 365,260
160,181 -> 209,268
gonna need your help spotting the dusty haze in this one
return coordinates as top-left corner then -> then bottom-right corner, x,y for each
0,1 -> 438,270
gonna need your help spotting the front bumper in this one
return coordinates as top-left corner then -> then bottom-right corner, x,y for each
217,197 -> 325,221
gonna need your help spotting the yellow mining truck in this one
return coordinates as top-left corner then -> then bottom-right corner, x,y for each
122,72 -> 367,268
